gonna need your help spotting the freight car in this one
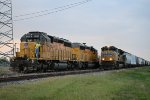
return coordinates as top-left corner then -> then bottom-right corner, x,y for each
101,46 -> 150,69
10,31 -> 98,73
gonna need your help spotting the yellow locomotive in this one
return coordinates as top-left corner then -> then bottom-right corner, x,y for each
72,43 -> 98,69
101,46 -> 124,69
11,31 -> 98,72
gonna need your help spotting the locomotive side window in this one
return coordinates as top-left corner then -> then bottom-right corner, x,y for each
80,46 -> 85,50
64,42 -> 72,47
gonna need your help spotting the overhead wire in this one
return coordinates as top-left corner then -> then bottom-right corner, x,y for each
14,0 -> 91,17
13,0 -> 92,21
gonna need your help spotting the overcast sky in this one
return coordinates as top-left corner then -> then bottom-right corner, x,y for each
12,0 -> 150,61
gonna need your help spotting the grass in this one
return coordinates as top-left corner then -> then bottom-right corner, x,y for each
0,66 -> 150,100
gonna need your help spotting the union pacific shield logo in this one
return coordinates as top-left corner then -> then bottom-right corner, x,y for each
24,42 -> 28,48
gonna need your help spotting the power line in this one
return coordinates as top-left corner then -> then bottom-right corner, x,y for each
14,0 -> 91,17
13,0 -> 92,21
14,0 -> 92,21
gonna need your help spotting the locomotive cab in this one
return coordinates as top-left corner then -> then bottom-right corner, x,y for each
101,46 -> 127,69
101,46 -> 118,61
101,46 -> 119,69
18,31 -> 51,59
11,32 -> 51,72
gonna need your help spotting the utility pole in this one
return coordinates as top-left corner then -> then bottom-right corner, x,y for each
0,0 -> 14,58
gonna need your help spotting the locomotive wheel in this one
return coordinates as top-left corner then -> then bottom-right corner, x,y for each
23,66 -> 30,73
114,62 -> 119,69
78,62 -> 82,69
36,64 -> 42,72
50,63 -> 55,70
82,63 -> 86,70
71,64 -> 76,70
43,64 -> 48,72
19,65 -> 24,73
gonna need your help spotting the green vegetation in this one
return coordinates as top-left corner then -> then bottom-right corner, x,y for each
0,66 -> 150,100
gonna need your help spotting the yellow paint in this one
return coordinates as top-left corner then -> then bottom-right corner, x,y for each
15,41 -> 97,63
101,50 -> 118,62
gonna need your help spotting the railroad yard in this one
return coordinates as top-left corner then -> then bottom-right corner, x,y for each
0,66 -> 150,100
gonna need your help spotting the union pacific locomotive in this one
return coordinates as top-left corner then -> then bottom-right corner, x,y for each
101,46 -> 150,69
10,31 -> 98,72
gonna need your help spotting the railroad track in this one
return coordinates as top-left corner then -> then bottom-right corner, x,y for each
0,69 -> 101,83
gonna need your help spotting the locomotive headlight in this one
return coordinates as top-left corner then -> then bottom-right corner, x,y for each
109,58 -> 113,61
102,58 -> 105,61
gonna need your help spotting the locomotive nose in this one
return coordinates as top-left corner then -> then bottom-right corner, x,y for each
101,52 -> 114,61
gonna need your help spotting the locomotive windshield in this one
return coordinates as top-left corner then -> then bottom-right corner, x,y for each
21,31 -> 51,43
101,46 -> 117,52
25,34 -> 39,42
101,46 -> 108,51
109,46 -> 117,51
26,38 -> 40,42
